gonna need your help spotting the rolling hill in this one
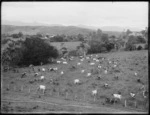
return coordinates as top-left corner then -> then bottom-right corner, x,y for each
2,25 -> 94,36
2,25 -> 122,38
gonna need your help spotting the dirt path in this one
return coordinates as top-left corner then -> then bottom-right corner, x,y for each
1,98 -> 146,113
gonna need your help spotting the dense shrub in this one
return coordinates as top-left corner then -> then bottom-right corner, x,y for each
68,50 -> 78,56
19,37 -> 59,66
2,36 -> 59,67
87,40 -> 114,54
125,43 -> 136,51
145,44 -> 148,50
137,46 -> 143,50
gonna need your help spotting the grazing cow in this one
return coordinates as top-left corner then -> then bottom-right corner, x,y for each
105,97 -> 118,104
40,76 -> 45,81
74,79 -> 80,84
87,73 -> 92,77
114,75 -> 119,80
137,78 -> 141,83
104,70 -> 108,74
63,61 -> 68,64
77,62 -> 81,65
49,68 -> 54,71
90,62 -> 95,65
104,83 -> 109,88
81,70 -> 85,73
61,71 -> 64,75
143,90 -> 148,98
37,85 -> 46,94
34,73 -> 39,77
98,65 -> 102,69
21,72 -> 27,78
92,89 -> 97,96
112,94 -> 122,100
97,75 -> 101,80
42,68 -> 46,72
134,72 -> 137,76
57,61 -> 61,64
130,92 -> 135,98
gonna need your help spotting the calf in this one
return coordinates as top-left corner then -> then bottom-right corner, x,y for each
92,89 -> 97,96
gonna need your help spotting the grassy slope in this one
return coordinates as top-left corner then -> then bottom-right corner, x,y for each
1,50 -> 148,113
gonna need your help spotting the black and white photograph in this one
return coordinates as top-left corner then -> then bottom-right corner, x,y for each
1,1 -> 148,113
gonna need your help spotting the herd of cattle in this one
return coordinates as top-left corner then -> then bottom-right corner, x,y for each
2,53 -> 149,111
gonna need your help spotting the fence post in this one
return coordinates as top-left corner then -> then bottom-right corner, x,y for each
29,87 -> 30,93
58,91 -> 59,97
94,96 -> 96,102
8,84 -> 9,90
21,85 -> 23,91
135,101 -> 137,108
14,86 -> 16,91
124,100 -> 127,107
66,92 -> 68,99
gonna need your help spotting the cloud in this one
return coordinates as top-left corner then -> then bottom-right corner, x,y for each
2,2 -> 148,28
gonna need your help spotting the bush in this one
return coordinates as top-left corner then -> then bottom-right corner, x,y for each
145,44 -> 148,50
137,46 -> 143,50
125,43 -> 136,51
68,50 -> 78,56
19,37 -> 59,66
87,40 -> 114,54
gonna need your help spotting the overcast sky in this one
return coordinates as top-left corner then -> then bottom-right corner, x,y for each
2,2 -> 148,29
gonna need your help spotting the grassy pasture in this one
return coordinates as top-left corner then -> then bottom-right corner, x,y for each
1,50 -> 148,113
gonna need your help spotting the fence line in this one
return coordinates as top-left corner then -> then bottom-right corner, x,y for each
2,84 -> 147,112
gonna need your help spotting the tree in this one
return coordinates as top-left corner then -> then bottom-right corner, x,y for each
101,33 -> 109,43
137,46 -> 143,50
97,29 -> 102,39
19,36 -> 59,66
126,29 -> 132,36
136,36 -> 146,43
77,34 -> 85,41
50,35 -> 64,42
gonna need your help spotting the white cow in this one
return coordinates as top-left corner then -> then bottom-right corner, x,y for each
42,68 -> 46,72
90,62 -> 95,65
38,85 -> 46,94
92,89 -> 97,96
104,83 -> 108,88
113,65 -> 117,67
113,94 -> 122,100
96,60 -> 99,62
104,70 -> 108,74
40,76 -> 45,81
53,67 -> 58,71
87,73 -> 92,77
98,65 -> 101,69
57,61 -> 61,64
61,71 -> 64,75
77,62 -> 81,65
81,70 -> 85,73
135,72 -> 137,76
86,57 -> 90,59
130,92 -> 135,98
74,79 -> 80,84
63,61 -> 68,64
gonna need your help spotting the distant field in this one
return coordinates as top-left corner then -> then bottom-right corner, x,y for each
48,41 -> 82,51
1,50 -> 148,113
